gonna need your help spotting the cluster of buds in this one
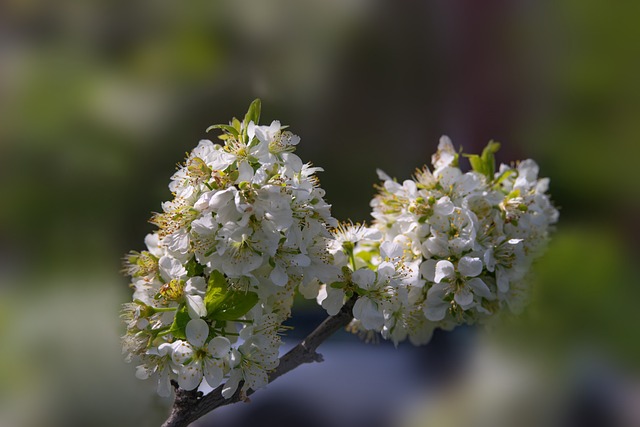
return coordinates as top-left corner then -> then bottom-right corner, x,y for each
122,102 -> 558,397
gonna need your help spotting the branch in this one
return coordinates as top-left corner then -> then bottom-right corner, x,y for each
161,297 -> 356,427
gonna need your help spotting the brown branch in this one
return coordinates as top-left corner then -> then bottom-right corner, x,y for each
161,297 -> 356,427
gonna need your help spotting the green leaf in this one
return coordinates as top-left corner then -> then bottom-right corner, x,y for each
185,256 -> 205,277
205,270 -> 229,314
205,270 -> 260,321
494,169 -> 515,187
480,140 -> 500,179
206,124 -> 240,136
243,98 -> 261,127
212,291 -> 259,321
241,99 -> 261,142
168,304 -> 190,339
467,154 -> 484,175
464,140 -> 501,180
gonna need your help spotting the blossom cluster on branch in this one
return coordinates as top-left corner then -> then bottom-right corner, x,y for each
122,100 -> 558,399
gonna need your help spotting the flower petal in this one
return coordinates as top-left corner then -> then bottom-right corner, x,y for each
353,297 -> 384,331
496,267 -> 509,293
186,318 -> 209,348
269,263 -> 288,286
171,340 -> 194,365
424,284 -> 449,321
204,360 -> 224,389
208,336 -> 231,357
222,369 -> 242,398
321,287 -> 345,316
419,259 -> 437,282
434,260 -> 455,283
458,256 -> 483,278
177,361 -> 203,391
186,294 -> 207,319
352,268 -> 376,289
434,196 -> 455,216
467,277 -> 492,299
454,287 -> 474,309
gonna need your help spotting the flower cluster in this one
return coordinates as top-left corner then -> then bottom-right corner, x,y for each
122,100 -> 338,397
311,136 -> 558,346
123,101 -> 557,397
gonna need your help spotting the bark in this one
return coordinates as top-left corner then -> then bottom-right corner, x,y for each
161,297 -> 356,427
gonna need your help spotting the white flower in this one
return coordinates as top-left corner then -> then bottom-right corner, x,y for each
352,268 -> 385,330
184,277 -> 207,319
171,319 -> 231,390
423,256 -> 492,321
431,135 -> 457,171
135,343 -> 174,397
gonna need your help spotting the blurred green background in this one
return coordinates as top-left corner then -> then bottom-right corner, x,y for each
1,1 -> 639,426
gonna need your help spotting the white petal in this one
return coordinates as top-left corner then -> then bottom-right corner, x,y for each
424,236 -> 449,257
484,248 -> 496,272
177,362 -> 203,391
247,121 -> 256,141
353,297 -> 384,331
352,268 -> 376,289
419,259 -> 437,282
376,261 -> 396,282
434,260 -> 455,283
458,256 -> 483,277
157,368 -> 172,397
157,343 -> 173,357
208,336 -> 231,357
171,341 -> 194,365
229,349 -> 241,369
292,253 -> 311,267
186,319 -> 209,348
424,284 -> 449,321
376,169 -> 392,181
454,287 -> 474,309
467,277 -> 492,299
496,267 -> 510,293
321,288 -> 345,316
299,279 -> 320,299
186,295 -> 207,319
245,363 -> 268,390
269,263 -> 289,286
282,152 -> 303,172
209,187 -> 236,210
380,241 -> 403,259
434,196 -> 455,216
159,255 -> 186,281
204,360 -> 224,389
455,173 -> 480,195
186,276 -> 207,293
237,160 -> 254,182
222,369 -> 242,399
432,135 -> 456,169
135,365 -> 150,380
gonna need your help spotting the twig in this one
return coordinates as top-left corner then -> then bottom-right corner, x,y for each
161,297 -> 356,427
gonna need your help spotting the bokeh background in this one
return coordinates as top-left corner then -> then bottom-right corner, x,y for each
1,1 -> 639,426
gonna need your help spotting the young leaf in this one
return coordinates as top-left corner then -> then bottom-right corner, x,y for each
205,270 -> 229,314
467,154 -> 485,175
211,291 -> 259,321
480,140 -> 500,179
206,124 -> 240,137
168,304 -> 190,339
465,141 -> 501,180
185,256 -> 205,277
241,99 -> 261,142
